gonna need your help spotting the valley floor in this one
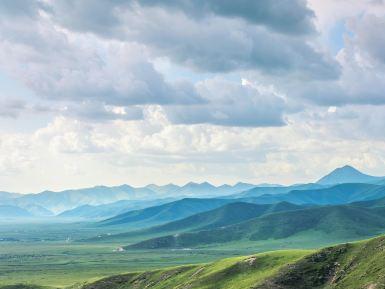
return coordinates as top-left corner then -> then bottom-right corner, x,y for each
4,235 -> 385,289
1,222 -> 385,289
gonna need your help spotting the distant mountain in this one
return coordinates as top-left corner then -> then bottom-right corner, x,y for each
13,185 -> 157,214
20,204 -> 54,217
0,205 -> 33,218
58,198 -> 176,219
233,183 -> 326,198
250,183 -> 385,206
144,184 -> 180,195
0,182 -> 258,215
173,182 -> 255,197
317,165 -> 383,185
129,205 -> 385,249
100,198 -> 235,228
0,191 -> 21,201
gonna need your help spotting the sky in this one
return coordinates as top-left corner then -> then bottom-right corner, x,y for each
1,0 -> 385,193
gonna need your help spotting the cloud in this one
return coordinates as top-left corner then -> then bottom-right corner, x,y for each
165,78 -> 287,127
0,99 -> 26,118
0,4 -> 204,122
50,0 -> 316,35
44,0 -> 339,79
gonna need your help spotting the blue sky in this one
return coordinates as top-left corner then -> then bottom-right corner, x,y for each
0,0 -> 385,193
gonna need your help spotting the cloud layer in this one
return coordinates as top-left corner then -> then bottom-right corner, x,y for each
0,0 -> 385,191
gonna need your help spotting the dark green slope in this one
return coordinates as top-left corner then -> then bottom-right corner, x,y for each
350,195 -> 385,208
85,201 -> 302,243
256,235 -> 385,289
142,201 -> 303,234
100,198 -> 234,227
129,205 -> 385,249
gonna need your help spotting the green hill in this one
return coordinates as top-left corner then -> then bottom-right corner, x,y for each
128,205 -> 385,249
80,250 -> 309,289
140,201 -> 303,233
100,198 -> 234,228
85,201 -> 303,243
256,236 -> 385,289
75,236 -> 385,289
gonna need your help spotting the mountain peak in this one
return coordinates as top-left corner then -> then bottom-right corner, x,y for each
339,165 -> 359,171
317,165 -> 382,185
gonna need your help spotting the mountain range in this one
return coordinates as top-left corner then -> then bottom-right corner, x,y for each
0,165 -> 384,220
0,182 -> 256,215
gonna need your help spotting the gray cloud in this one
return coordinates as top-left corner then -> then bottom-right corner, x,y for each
0,0 -> 43,18
348,15 -> 385,64
45,1 -> 338,79
165,78 -> 287,127
49,0 -> 315,35
138,0 -> 315,34
125,15 -> 339,78
63,102 -> 144,121
1,0 -> 383,128
0,8 -> 204,121
0,99 -> 26,118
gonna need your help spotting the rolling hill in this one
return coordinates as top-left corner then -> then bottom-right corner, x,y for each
58,198 -> 176,219
256,235 -> 385,289
76,235 -> 385,289
128,205 -> 385,249
89,201 -> 304,243
100,198 -> 235,227
147,202 -> 303,233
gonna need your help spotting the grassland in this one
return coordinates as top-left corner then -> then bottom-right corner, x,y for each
0,220 -> 350,289
2,219 -> 385,289
60,236 -> 385,289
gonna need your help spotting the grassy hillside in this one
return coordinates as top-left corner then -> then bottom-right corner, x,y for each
80,250 -> 309,289
100,198 -> 234,228
256,236 -> 385,288
129,205 -> 385,249
61,235 -> 385,289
